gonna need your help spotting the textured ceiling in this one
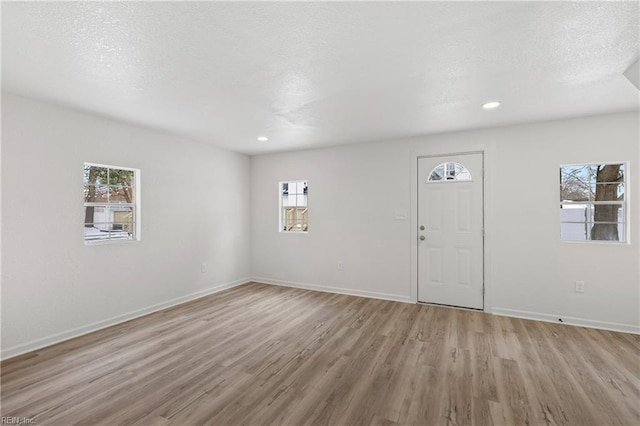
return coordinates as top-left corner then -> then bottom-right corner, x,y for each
2,1 -> 639,155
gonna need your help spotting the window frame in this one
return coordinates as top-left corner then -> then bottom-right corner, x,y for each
83,162 -> 141,245
279,179 -> 308,234
559,161 -> 628,244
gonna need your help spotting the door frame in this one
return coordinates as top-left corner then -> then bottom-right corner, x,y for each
410,150 -> 488,311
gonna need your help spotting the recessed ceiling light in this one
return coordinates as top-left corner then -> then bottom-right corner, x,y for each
257,136 -> 268,142
482,101 -> 501,110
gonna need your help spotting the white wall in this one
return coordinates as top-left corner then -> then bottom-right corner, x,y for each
2,94 -> 638,361
251,112 -> 640,332
1,93 -> 252,358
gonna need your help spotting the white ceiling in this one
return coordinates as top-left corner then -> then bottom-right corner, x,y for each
2,1 -> 639,155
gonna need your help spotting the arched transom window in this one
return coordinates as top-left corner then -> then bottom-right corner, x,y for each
428,162 -> 472,182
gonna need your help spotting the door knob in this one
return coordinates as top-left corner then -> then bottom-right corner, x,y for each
419,235 -> 426,240
419,225 -> 425,231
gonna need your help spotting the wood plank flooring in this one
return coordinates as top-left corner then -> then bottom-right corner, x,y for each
1,282 -> 639,425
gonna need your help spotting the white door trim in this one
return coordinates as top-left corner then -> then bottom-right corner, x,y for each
409,150 -> 488,312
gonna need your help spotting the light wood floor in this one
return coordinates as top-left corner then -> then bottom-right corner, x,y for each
1,282 -> 639,425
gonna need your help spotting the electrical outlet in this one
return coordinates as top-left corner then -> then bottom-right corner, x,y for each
575,281 -> 585,293
201,263 -> 208,273
337,261 -> 344,271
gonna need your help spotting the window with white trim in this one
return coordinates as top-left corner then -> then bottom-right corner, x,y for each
280,180 -> 308,232
83,163 -> 139,243
560,163 -> 626,242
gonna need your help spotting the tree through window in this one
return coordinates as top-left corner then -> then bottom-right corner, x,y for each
560,163 -> 626,242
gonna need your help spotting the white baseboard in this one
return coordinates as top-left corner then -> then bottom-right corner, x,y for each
1,278 -> 251,361
491,307 -> 640,335
252,277 -> 413,304
5,280 -> 635,360
254,280 -> 639,335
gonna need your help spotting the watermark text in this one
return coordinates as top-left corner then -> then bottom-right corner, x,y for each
1,417 -> 35,425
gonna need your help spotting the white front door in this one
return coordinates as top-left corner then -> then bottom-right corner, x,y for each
417,153 -> 484,309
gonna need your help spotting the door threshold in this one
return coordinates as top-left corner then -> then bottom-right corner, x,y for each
417,301 -> 484,312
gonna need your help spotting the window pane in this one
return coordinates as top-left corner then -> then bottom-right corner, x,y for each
592,183 -> 623,202
84,185 -> 108,202
84,225 -> 135,242
283,181 -> 300,194
84,206 -> 133,225
428,162 -> 471,182
84,206 -> 107,225
109,169 -> 134,187
452,163 -> 472,181
561,203 -> 623,223
84,206 -> 134,223
297,194 -> 307,206
84,221 -> 135,241
282,207 -> 308,231
112,208 -> 134,232
594,164 -> 624,184
109,185 -> 135,203
560,182 -> 591,202
590,222 -> 623,242
108,229 -> 135,241
593,203 -> 623,224
560,166 -> 594,201
560,204 -> 626,241
560,165 -> 594,186
283,207 -> 295,230
84,224 -> 110,242
561,222 -> 625,242
83,165 -> 107,186
428,165 -> 444,181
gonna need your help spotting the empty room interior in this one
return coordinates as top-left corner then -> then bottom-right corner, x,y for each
1,1 -> 639,425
